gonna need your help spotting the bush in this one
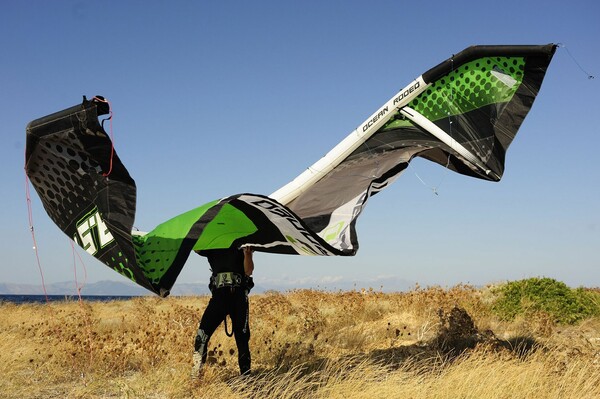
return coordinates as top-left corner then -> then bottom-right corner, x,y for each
491,277 -> 600,324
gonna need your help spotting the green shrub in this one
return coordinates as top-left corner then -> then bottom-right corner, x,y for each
491,277 -> 600,324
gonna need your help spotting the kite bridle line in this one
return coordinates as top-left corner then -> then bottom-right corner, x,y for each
25,175 -> 88,367
25,159 -> 89,305
407,56 -> 457,196
70,238 -> 88,302
69,238 -> 96,377
557,43 -> 595,80
399,107 -> 497,179
24,173 -> 50,303
24,174 -> 61,329
435,55 -> 459,193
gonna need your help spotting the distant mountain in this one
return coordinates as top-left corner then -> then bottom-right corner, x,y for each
0,275 -> 416,296
169,282 -> 211,296
252,275 -> 417,293
0,280 -> 149,296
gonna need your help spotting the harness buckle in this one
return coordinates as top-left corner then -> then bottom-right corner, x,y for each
210,272 -> 243,291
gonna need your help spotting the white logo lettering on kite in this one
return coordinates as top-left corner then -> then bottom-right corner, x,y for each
75,208 -> 115,256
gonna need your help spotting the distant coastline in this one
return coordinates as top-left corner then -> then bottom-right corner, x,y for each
0,276 -> 418,297
0,280 -> 155,296
0,294 -> 137,304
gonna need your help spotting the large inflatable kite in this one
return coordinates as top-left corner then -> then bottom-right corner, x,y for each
25,44 -> 557,296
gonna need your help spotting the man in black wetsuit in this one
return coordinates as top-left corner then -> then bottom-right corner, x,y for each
192,246 -> 254,376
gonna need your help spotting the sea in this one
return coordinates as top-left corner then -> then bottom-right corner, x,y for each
0,294 -> 137,304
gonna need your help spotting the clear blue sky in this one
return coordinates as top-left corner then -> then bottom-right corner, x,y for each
2,1 -> 599,292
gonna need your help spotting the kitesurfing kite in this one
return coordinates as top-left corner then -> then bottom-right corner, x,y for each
25,44 -> 557,296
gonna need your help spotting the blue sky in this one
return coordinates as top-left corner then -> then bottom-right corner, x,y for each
2,1 -> 599,292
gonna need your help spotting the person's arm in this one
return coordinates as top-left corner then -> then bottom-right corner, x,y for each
243,247 -> 254,276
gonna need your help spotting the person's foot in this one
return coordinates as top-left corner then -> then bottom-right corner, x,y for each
240,369 -> 251,377
191,351 -> 202,379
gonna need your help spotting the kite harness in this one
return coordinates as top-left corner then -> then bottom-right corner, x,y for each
209,272 -> 254,337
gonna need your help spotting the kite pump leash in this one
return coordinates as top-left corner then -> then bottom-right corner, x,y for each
92,96 -> 115,177
224,316 -> 234,337
93,95 -> 114,218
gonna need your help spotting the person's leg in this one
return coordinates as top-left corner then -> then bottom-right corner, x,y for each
193,293 -> 226,375
230,289 -> 251,375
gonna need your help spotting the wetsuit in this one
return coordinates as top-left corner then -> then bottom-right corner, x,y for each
194,247 -> 253,375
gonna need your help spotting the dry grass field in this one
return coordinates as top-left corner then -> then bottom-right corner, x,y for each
1,284 -> 599,398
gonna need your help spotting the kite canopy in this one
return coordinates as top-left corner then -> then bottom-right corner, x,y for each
25,44 -> 556,296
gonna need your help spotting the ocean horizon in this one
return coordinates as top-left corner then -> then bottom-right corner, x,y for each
0,294 -> 140,304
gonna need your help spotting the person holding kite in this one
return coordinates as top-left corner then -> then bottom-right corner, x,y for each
192,246 -> 254,377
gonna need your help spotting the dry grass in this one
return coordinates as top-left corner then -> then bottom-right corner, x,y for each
1,286 -> 599,398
